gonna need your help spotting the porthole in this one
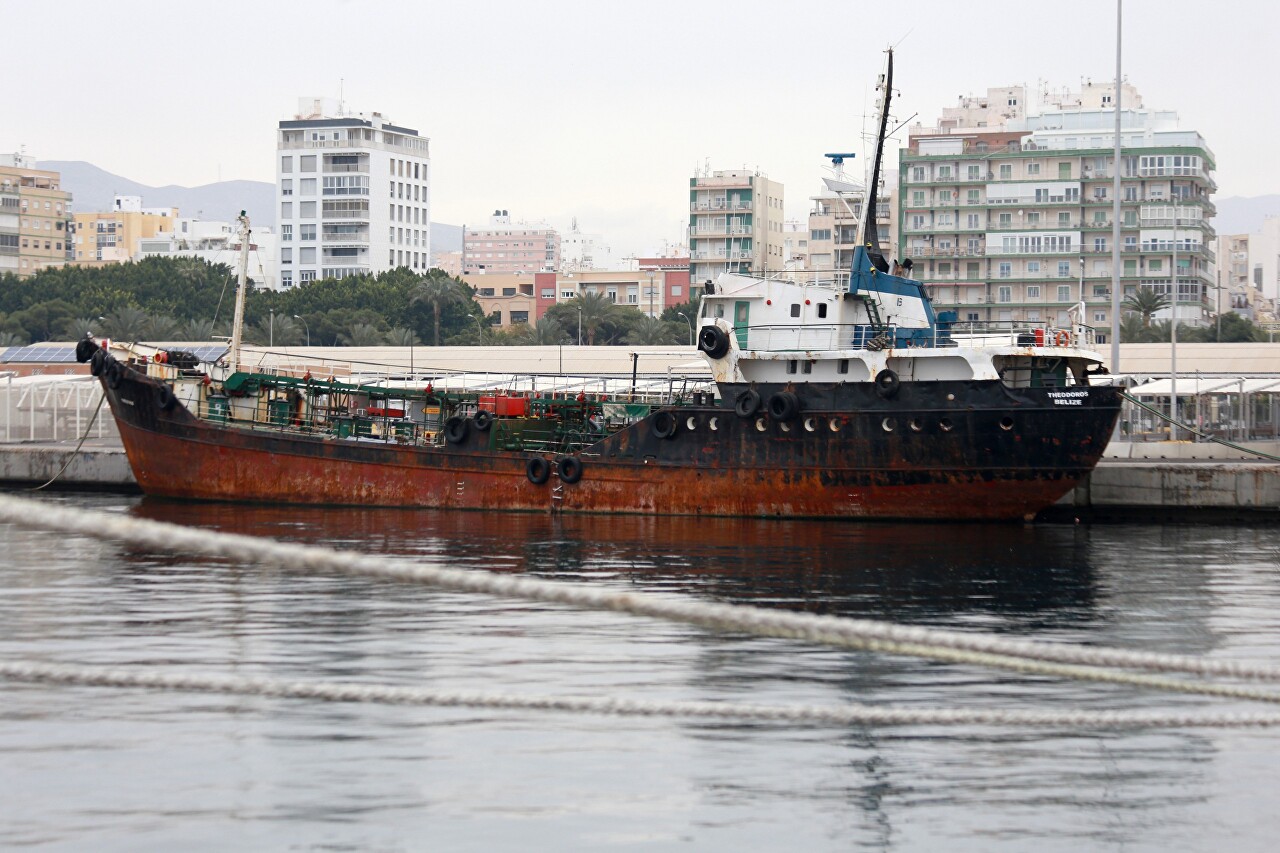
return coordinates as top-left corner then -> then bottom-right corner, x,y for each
946,393 -> 956,401
709,417 -> 718,431
940,418 -> 954,432
882,418 -> 896,432
755,418 -> 767,432
804,417 -> 816,432
999,416 -> 1014,431
829,419 -> 841,433
780,422 -> 791,433
686,416 -> 698,431
909,418 -> 923,432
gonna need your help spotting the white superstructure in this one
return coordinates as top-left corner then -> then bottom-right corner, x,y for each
275,97 -> 431,287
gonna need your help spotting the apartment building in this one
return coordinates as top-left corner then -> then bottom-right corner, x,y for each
0,157 -> 73,278
687,169 -> 784,286
137,216 -> 279,289
276,97 -> 431,287
1216,220 -> 1280,323
71,195 -> 177,265
899,82 -> 1217,342
462,210 -> 560,275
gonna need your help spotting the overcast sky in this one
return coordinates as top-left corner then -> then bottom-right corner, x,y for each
6,0 -> 1276,258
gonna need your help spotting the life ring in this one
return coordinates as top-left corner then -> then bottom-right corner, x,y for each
106,360 -> 124,390
526,457 -> 551,485
89,348 -> 106,377
874,368 -> 900,399
557,456 -> 583,484
473,409 -> 494,431
734,388 -> 761,418
652,410 -> 678,439
156,384 -> 176,411
1055,330 -> 1071,347
443,415 -> 469,445
767,391 -> 800,421
697,325 -> 730,359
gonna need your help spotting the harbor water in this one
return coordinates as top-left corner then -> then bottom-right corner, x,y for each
2,492 -> 1279,850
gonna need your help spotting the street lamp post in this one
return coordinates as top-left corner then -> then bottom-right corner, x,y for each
293,314 -> 310,346
1171,195 -> 1179,440
269,308 -> 274,347
647,271 -> 656,318
677,311 -> 694,346
577,307 -> 583,346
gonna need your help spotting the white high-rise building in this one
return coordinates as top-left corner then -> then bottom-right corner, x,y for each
275,97 -> 431,287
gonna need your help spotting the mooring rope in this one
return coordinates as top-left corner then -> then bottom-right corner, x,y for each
1121,391 -> 1280,463
5,660 -> 1280,729
29,392 -> 107,491
2,494 -> 1280,698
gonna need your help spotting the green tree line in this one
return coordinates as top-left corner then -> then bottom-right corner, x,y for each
0,258 -> 701,348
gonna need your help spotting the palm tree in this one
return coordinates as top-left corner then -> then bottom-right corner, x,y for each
623,316 -> 682,345
100,306 -> 150,341
574,291 -> 618,346
386,325 -> 421,346
516,317 -> 567,345
145,314 -> 182,340
410,269 -> 468,345
341,322 -> 387,347
0,330 -> 27,347
180,318 -> 221,341
62,317 -> 101,340
1122,287 -> 1169,328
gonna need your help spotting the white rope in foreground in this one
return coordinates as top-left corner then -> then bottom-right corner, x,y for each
6,661 -> 1280,729
1,493 -> 1279,701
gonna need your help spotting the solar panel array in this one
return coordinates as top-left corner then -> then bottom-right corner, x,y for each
0,344 -> 230,364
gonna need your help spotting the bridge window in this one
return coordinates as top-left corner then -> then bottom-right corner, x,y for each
790,304 -> 801,317
817,304 -> 828,318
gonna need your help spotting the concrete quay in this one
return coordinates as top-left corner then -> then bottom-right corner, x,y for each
0,440 -> 1276,519
0,440 -> 138,491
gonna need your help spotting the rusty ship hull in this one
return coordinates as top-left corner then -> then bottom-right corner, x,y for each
101,363 -> 1121,521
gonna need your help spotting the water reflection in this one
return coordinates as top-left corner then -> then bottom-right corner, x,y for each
131,498 -> 1099,627
1,493 -> 1274,849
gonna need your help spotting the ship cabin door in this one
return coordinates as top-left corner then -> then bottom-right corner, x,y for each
733,301 -> 750,349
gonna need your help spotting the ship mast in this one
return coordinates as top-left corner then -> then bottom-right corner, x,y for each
855,49 -> 893,274
229,210 -> 250,373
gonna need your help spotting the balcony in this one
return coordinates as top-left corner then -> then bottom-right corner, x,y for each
690,200 -> 752,212
321,209 -> 370,220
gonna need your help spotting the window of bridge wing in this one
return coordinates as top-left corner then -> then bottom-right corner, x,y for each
790,304 -> 801,318
817,303 -> 828,318
995,356 -> 1070,389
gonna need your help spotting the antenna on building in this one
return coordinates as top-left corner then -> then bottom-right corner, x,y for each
339,78 -> 346,115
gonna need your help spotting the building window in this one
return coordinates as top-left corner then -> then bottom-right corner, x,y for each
1057,262 -> 1070,278
967,165 -> 980,180
1094,311 -> 1107,322
300,202 -> 316,218
541,289 -> 555,298
281,202 -> 292,219
999,164 -> 1012,180
510,311 -> 529,324
300,224 -> 316,241
300,155 -> 316,172
912,191 -> 925,206
281,248 -> 292,263
967,189 -> 980,204
1028,163 -> 1041,175
999,213 -> 1011,227
300,247 -> 316,264
300,270 -> 316,283
1027,285 -> 1041,298
281,156 -> 293,173
281,179 -> 293,196
999,263 -> 1011,278
1057,285 -> 1072,301
561,290 -> 575,299
671,285 -> 682,297
281,271 -> 292,287
300,178 -> 317,195
998,286 -> 1012,303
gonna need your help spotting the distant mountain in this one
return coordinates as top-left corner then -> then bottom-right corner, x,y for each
40,160 -> 277,227
36,160 -> 464,252
1212,195 -> 1280,236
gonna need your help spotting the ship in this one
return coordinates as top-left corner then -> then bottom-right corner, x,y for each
78,51 -> 1121,521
